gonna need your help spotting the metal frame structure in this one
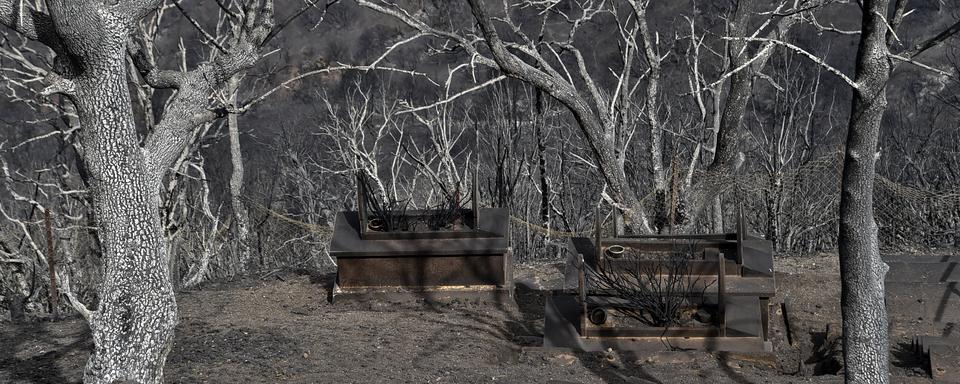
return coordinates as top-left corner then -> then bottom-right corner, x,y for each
357,171 -> 482,240
329,172 -> 511,303
544,211 -> 775,352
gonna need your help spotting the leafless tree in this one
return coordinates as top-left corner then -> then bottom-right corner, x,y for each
835,3 -> 896,380
355,0 -> 834,234
0,0 -> 278,381
743,49 -> 838,251
730,1 -> 960,381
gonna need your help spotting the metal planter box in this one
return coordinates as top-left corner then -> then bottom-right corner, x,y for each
329,207 -> 512,302
544,214 -> 775,352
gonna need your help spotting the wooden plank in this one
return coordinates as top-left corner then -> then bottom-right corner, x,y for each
561,241 -> 582,292
582,275 -> 775,297
582,326 -> 721,338
544,294 -> 587,349
331,283 -> 512,304
329,208 -> 509,257
596,259 -> 734,276
542,294 -> 770,352
604,238 -> 739,253
915,335 -> 960,355
741,239 -> 774,277
337,254 -> 505,287
569,236 -> 739,258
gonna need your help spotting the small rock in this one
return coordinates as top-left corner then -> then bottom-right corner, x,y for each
641,352 -> 699,365
694,308 -> 712,324
554,353 -> 577,366
721,352 -> 778,369
514,335 -> 543,346
603,348 -> 623,369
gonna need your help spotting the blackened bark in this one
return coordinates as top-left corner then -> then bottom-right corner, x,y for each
36,3 -> 177,383
534,90 -> 551,224
227,76 -> 252,266
838,0 -> 891,382
7,291 -> 25,323
633,2 -> 665,196
0,1 -> 274,382
710,0 -> 788,172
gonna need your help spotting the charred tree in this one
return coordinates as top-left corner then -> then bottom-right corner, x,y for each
0,1 -> 275,382
227,75 -> 252,267
684,0 -> 799,230
838,1 -> 891,381
836,1 -> 960,380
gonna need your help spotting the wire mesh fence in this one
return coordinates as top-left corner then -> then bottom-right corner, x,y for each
226,153 -> 959,271
2,154 -> 958,322
245,199 -> 335,273
8,152 -> 958,316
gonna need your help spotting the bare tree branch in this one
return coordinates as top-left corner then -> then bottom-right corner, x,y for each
722,36 -> 859,89
901,18 -> 960,59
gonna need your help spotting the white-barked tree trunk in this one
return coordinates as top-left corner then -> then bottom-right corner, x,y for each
0,1 -> 275,382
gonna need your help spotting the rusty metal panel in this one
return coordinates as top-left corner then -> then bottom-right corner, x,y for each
723,296 -> 763,338
741,238 -> 774,277
338,254 -> 506,288
330,206 -> 511,301
330,208 -> 509,257
544,294 -> 770,353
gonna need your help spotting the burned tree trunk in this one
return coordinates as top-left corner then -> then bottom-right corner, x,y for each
227,75 -> 252,266
838,0 -> 891,381
534,90 -> 551,224
43,208 -> 59,318
1,1 -> 275,382
38,3 -> 178,382
633,2 -> 665,198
